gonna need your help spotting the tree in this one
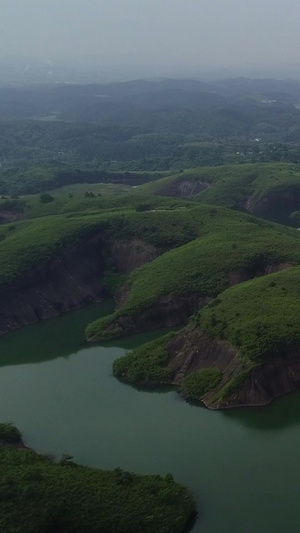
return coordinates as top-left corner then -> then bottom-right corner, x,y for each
40,193 -> 54,204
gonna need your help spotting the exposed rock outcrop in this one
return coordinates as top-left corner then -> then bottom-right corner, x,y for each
212,354 -> 300,409
0,210 -> 24,224
109,239 -> 159,274
228,262 -> 292,286
166,328 -> 237,384
0,233 -> 106,335
95,294 -> 211,340
245,186 -> 300,223
160,179 -> 210,199
165,327 -> 300,409
0,234 -> 160,336
93,262 -> 292,341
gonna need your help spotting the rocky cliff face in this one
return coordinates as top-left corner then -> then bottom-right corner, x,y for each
165,327 -> 300,409
109,239 -> 159,274
90,262 -> 291,342
98,294 -> 211,340
245,186 -> 300,224
90,287 -> 215,343
213,354 -> 300,409
0,233 -> 160,336
0,233 -> 106,335
160,179 -> 210,199
167,328 -> 237,384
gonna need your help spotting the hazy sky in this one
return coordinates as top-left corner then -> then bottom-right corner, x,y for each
1,0 -> 300,72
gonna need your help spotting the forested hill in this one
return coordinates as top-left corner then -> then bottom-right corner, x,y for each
2,78 -> 300,182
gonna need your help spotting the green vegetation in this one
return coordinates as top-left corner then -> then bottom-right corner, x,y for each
5,162 -> 300,226
111,264 -> 300,402
86,206 -> 300,341
142,163 -> 300,223
289,211 -> 300,225
4,80 -> 300,409
0,423 -> 22,444
0,214 -> 107,288
3,79 -> 300,178
40,193 -> 54,204
200,265 -> 300,362
1,184 -> 189,221
0,199 -> 26,213
182,369 -> 223,401
0,426 -> 195,533
113,339 -> 225,402
102,207 -> 200,248
0,158 -> 165,196
113,334 -> 175,384
3,163 -> 300,406
0,205 -> 206,289
221,370 -> 253,400
6,77 -> 300,529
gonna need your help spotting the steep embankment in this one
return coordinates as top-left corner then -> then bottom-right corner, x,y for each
141,163 -> 300,224
0,423 -> 195,533
160,179 -> 210,198
0,232 -> 106,334
0,234 -> 158,335
0,207 -> 201,335
113,266 -> 300,409
86,206 -> 300,342
0,213 -> 108,334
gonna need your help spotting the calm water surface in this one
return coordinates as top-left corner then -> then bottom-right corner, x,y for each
1,302 -> 300,532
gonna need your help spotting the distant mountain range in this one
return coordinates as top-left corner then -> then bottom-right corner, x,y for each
2,56 -> 300,87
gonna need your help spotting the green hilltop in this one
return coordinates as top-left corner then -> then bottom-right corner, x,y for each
3,160 -> 300,408
199,265 -> 300,362
86,205 -> 300,341
0,204 -> 204,289
140,162 -> 300,224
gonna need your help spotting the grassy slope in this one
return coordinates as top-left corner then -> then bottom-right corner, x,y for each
0,205 -> 206,289
7,167 -> 290,292
199,265 -> 300,362
140,162 -> 300,210
0,213 -> 107,288
0,181 -> 189,220
0,426 -> 194,533
24,189 -> 188,220
0,160 -> 168,196
113,333 -> 176,384
86,205 -> 300,340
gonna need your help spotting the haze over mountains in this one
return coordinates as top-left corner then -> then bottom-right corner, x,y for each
3,56 -> 300,87
3,74 -> 300,116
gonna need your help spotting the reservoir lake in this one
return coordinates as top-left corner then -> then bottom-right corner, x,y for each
1,302 -> 300,532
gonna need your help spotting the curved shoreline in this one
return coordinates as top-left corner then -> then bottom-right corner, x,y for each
0,424 -> 197,533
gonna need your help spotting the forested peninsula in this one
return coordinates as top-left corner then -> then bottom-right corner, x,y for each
0,423 -> 195,533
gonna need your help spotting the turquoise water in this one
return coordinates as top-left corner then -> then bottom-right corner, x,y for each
1,303 -> 300,532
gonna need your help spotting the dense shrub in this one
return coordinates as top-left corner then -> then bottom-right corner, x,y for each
182,368 -> 223,401
113,334 -> 175,384
136,203 -> 152,211
40,193 -> 54,204
0,423 -> 22,444
221,370 -> 252,400
200,266 -> 300,362
0,441 -> 195,533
